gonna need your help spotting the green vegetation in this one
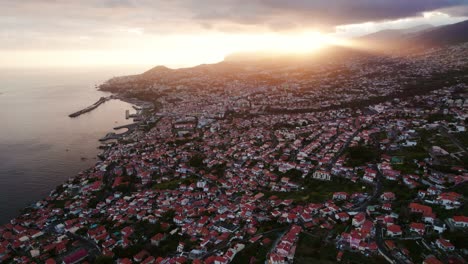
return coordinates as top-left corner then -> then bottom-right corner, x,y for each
390,145 -> 428,161
256,221 -> 288,234
382,181 -> 417,202
113,244 -> 144,259
375,131 -> 388,141
232,230 -> 282,264
265,178 -> 367,204
455,132 -> 468,148
443,230 -> 468,249
135,221 -> 165,237
153,179 -> 181,190
294,232 -> 335,263
276,168 -> 304,182
147,234 -> 184,257
232,242 -> 269,264
189,154 -> 205,168
94,256 -> 114,264
452,182 -> 468,197
391,162 -> 420,175
52,199 -> 68,209
346,146 -> 379,167
427,113 -> 456,123
396,240 -> 425,263
153,176 -> 197,190
273,122 -> 297,130
432,134 -> 459,153
431,204 -> 468,220
294,231 -> 386,264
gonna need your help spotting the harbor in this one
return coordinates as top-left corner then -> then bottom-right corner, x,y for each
99,123 -> 140,141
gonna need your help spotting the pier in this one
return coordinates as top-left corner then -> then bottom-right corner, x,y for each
69,96 -> 110,118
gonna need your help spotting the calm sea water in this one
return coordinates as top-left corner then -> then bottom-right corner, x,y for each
0,66 -> 146,224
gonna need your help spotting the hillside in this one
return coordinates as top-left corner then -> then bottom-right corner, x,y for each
359,19 -> 468,52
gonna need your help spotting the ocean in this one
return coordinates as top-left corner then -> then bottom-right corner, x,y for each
0,66 -> 146,224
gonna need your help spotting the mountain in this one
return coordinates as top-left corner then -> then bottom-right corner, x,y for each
358,20 -> 468,52
141,65 -> 173,77
413,19 -> 468,47
359,24 -> 434,42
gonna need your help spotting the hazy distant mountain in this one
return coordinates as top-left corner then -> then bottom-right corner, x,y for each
112,20 -> 468,84
413,19 -> 468,47
224,45 -> 376,65
359,20 -> 468,51
359,24 -> 434,42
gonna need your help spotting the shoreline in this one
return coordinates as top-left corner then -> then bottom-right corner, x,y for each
2,92 -> 152,225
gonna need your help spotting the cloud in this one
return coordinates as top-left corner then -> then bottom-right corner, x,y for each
186,0 -> 468,30
0,0 -> 467,51
438,4 -> 468,17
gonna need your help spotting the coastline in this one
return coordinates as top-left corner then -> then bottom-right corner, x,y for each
2,92 -> 149,225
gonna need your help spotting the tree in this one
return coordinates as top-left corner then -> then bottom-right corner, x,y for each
189,154 -> 205,168
94,256 -> 114,264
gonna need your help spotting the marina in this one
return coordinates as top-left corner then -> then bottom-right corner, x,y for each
99,122 -> 140,141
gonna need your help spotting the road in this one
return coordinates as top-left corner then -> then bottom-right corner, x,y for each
67,231 -> 102,255
327,128 -> 362,170
346,164 -> 383,213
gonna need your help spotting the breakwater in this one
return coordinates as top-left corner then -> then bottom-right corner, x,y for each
69,96 -> 110,118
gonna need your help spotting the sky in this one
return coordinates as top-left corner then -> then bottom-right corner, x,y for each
1,0 -> 468,69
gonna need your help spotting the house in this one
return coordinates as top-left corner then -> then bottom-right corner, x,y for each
133,250 -> 149,263
121,226 -> 134,237
269,253 -> 286,264
62,249 -> 88,264
383,169 -> 399,181
386,224 -> 402,237
436,239 -> 455,251
433,220 -> 446,234
362,174 -> 375,183
438,192 -> 462,209
380,192 -> 396,201
423,213 -> 436,224
336,212 -> 350,222
177,242 -> 185,253
408,203 -> 432,215
423,256 -> 443,264
117,258 -> 133,264
333,192 -> 349,201
45,259 -> 56,264
141,256 -> 155,264
382,203 -> 392,211
352,213 -> 366,227
286,213 -> 298,223
213,222 -> 239,233
336,251 -> 344,262
365,168 -> 377,177
418,190 -> 428,198
173,215 -> 184,225
452,216 -> 468,228
409,223 -> 425,235
349,231 -> 362,249
300,213 -> 313,223
151,233 -> 166,246
313,170 -> 331,181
